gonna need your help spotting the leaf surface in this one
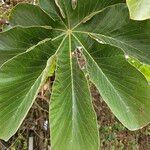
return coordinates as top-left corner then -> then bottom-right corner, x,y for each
50,36 -> 99,150
74,4 -> 150,65
0,39 -> 59,140
126,0 -> 150,20
0,26 -> 54,66
39,0 -> 124,27
9,3 -> 55,27
73,34 -> 150,130
128,57 -> 150,82
0,1 -> 150,149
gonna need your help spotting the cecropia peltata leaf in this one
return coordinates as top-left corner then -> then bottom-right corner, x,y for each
0,1 -> 149,150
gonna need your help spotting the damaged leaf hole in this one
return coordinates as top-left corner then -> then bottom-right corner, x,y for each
72,46 -> 87,70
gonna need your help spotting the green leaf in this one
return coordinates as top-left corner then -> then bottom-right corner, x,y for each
50,36 -> 99,150
73,34 -> 150,130
0,26 -> 54,66
0,39 -> 57,140
128,57 -> 150,82
126,0 -> 150,20
139,65 -> 150,82
0,1 -> 150,149
38,0 -> 65,21
39,0 -> 125,27
74,4 -> 150,65
9,3 -> 55,27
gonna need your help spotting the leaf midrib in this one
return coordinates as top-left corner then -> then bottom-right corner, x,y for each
73,31 -> 144,56
72,3 -> 125,30
72,33 -> 129,110
68,32 -> 77,141
0,30 -> 65,68
51,2 -> 125,31
1,33 -> 68,140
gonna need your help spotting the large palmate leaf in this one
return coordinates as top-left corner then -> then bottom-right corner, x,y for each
126,0 -> 150,20
0,1 -> 150,150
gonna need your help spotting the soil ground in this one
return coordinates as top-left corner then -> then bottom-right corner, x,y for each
0,1 -> 150,149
